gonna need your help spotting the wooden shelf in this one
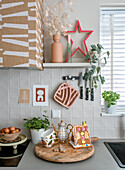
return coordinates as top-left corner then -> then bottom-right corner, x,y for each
43,63 -> 105,68
101,112 -> 125,117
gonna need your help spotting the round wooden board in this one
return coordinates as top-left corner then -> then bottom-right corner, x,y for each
34,141 -> 94,163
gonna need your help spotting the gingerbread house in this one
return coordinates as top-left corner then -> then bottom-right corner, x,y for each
70,121 -> 92,149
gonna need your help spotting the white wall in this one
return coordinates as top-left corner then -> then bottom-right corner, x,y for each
0,0 -> 125,139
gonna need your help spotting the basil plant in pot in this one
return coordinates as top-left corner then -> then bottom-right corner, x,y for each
24,111 -> 50,144
102,91 -> 120,114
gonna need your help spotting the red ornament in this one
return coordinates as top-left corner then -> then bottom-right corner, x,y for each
66,20 -> 93,63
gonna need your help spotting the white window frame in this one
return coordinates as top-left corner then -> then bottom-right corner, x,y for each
100,7 -> 125,112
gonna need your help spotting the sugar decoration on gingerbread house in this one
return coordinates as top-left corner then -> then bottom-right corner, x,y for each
69,121 -> 92,149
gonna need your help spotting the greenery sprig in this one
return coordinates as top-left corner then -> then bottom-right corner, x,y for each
102,90 -> 120,108
84,44 -> 110,88
23,111 -> 50,131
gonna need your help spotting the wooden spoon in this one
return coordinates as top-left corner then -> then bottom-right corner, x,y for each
91,137 -> 99,143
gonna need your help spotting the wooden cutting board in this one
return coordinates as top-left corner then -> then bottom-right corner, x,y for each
34,141 -> 95,163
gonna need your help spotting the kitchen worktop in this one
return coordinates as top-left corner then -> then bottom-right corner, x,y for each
0,139 -> 124,170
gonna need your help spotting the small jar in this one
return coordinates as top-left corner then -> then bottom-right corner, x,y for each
57,120 -> 68,143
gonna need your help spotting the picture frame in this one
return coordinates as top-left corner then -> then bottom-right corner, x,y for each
33,85 -> 48,106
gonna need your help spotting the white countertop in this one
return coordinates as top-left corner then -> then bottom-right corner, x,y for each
0,139 -> 124,170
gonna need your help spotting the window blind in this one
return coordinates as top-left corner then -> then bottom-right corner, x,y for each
100,7 -> 125,111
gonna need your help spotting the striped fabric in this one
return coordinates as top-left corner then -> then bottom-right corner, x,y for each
0,0 -> 44,69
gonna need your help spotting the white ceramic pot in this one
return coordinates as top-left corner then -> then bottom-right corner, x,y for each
30,129 -> 45,144
105,101 -> 117,114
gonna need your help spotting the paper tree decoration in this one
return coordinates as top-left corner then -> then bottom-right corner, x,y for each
66,20 -> 93,62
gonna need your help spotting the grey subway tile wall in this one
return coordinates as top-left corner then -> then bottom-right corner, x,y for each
0,69 -> 125,139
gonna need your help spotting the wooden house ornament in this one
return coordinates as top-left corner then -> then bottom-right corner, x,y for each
69,121 -> 92,149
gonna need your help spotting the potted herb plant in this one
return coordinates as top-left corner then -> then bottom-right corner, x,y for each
24,112 -> 50,144
84,44 -> 110,88
102,90 -> 120,114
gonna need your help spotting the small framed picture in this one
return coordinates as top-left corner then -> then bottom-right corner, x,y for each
33,85 -> 48,106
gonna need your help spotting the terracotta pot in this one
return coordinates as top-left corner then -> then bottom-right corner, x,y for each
51,34 -> 63,63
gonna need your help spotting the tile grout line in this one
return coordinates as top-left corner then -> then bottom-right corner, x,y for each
39,70 -> 42,117
29,70 -> 32,118
18,70 -> 20,119
50,68 -> 53,124
92,100 -> 94,137
19,69 -> 21,118
61,68 -> 63,121
8,70 -> 10,126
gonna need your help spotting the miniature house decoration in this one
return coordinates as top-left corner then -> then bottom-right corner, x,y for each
0,0 -> 44,69
69,121 -> 92,149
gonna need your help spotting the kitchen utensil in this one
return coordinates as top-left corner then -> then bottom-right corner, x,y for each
91,137 -> 99,142
85,68 -> 90,100
0,128 -> 21,142
52,120 -> 73,143
54,83 -> 79,109
41,129 -> 59,148
90,75 -> 94,101
79,72 -> 84,99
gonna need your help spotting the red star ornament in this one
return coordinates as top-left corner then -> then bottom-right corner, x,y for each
66,20 -> 93,62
